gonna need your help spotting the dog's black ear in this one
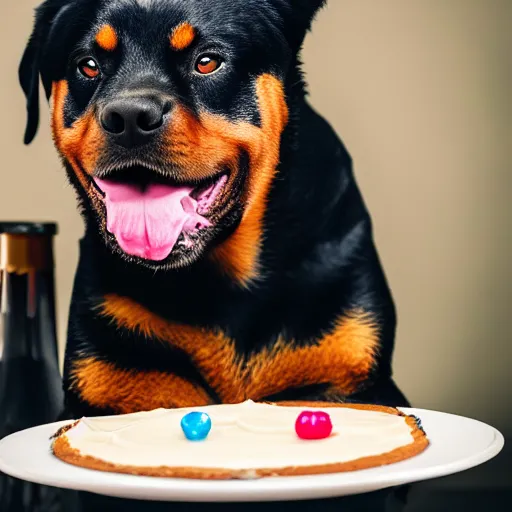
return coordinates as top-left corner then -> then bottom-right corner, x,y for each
18,0 -> 70,145
292,0 -> 327,26
272,0 -> 327,50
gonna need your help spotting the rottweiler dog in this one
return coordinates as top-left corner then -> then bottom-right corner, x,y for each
19,0 -> 408,419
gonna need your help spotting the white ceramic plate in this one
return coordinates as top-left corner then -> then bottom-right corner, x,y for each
0,408 -> 504,502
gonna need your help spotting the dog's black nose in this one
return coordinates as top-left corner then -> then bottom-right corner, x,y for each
100,96 -> 170,148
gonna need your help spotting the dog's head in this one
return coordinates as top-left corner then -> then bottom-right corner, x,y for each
19,0 -> 325,282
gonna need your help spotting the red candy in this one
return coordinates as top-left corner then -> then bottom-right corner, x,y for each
295,411 -> 333,440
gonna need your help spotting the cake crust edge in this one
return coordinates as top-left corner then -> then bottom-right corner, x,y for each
52,401 -> 429,480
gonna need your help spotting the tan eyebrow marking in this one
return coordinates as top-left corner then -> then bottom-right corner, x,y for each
95,24 -> 118,51
169,22 -> 196,51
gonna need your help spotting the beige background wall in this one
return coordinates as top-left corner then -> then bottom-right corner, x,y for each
1,0 -> 510,441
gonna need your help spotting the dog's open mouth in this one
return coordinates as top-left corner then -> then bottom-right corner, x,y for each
92,166 -> 228,261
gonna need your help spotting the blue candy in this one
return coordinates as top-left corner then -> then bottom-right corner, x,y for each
181,412 -> 212,441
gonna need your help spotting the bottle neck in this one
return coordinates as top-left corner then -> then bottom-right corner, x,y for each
0,234 -> 58,363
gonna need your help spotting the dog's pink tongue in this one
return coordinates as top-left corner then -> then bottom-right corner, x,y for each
94,179 -> 210,261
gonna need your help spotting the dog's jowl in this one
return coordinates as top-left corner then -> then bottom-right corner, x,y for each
19,0 -> 408,417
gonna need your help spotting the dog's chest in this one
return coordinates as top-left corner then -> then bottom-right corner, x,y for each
68,293 -> 379,414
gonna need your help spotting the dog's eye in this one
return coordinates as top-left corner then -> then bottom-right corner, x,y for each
195,55 -> 222,75
78,58 -> 100,79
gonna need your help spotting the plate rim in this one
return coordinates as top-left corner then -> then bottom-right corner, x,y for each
0,407 -> 505,502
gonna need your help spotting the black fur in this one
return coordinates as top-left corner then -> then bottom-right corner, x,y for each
20,0 -> 408,418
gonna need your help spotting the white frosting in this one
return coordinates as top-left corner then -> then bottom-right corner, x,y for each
62,401 -> 416,471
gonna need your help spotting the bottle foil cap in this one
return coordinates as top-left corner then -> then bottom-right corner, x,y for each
0,222 -> 57,274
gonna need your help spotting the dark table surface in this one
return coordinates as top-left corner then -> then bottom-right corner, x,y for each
74,485 -> 512,512
20,483 -> 508,512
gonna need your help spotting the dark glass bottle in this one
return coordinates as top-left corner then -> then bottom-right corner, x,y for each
0,222 -> 66,511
